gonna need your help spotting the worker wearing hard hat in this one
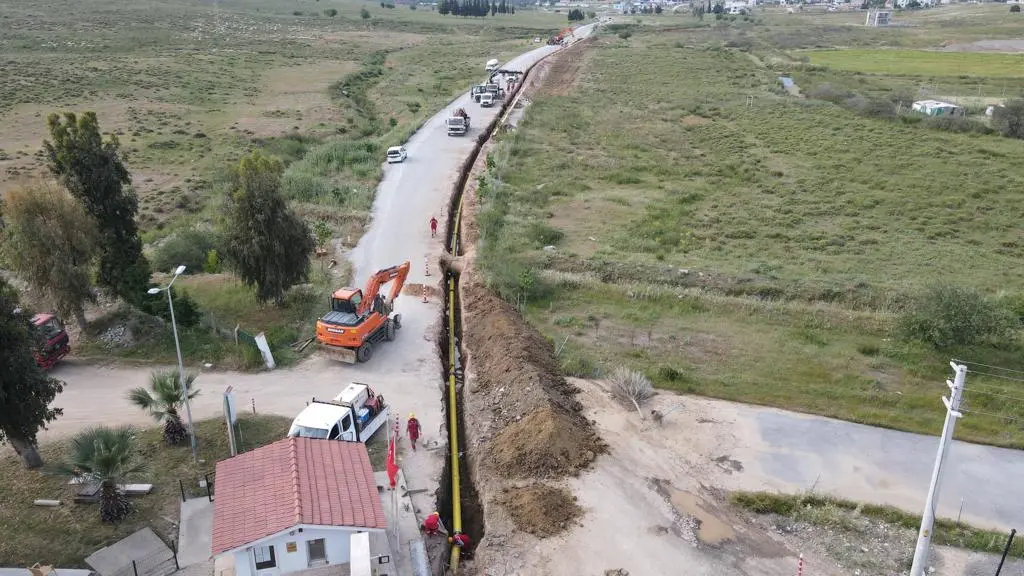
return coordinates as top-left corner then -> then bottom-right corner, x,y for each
423,511 -> 443,536
407,413 -> 422,451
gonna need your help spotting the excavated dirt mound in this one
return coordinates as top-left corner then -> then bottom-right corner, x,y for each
486,407 -> 600,479
497,483 -> 582,538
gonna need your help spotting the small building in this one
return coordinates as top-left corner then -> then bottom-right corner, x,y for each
912,99 -> 965,117
865,9 -> 891,26
212,437 -> 389,576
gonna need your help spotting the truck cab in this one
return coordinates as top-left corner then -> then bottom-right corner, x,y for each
479,92 -> 494,107
485,58 -> 499,72
288,382 -> 390,443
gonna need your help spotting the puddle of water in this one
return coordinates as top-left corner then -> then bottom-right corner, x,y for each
669,490 -> 735,545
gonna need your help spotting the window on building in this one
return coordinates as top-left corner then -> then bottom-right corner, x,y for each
254,545 -> 276,570
307,538 -> 327,566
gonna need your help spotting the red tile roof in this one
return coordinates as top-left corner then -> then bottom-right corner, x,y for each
212,437 -> 386,556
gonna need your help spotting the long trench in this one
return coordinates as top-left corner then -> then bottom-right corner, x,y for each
431,45 -> 560,574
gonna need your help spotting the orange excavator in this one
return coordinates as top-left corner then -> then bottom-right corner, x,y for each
315,261 -> 411,364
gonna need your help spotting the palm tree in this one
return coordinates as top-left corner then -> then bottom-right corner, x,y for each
49,426 -> 147,523
128,371 -> 200,445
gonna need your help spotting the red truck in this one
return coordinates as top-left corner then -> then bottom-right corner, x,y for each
32,313 -> 70,370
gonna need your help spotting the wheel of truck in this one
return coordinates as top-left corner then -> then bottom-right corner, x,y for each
393,314 -> 402,330
385,319 -> 396,342
357,342 -> 374,363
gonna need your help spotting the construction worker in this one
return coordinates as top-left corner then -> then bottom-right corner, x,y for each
430,216 -> 439,238
423,511 -> 443,536
449,532 -> 471,549
407,412 -> 422,451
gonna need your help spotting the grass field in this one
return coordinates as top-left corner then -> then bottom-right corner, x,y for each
0,415 -> 291,567
0,0 -> 568,365
805,49 -> 1024,78
475,19 -> 1024,447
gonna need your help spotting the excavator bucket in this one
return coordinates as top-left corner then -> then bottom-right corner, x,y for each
320,343 -> 357,364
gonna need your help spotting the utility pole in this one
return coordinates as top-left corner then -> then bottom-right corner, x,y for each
909,361 -> 967,576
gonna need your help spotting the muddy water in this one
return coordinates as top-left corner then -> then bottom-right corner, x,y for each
669,490 -> 735,545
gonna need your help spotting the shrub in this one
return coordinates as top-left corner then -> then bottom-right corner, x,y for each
204,249 -> 221,274
657,365 -> 682,382
153,229 -> 218,274
898,285 -> 1016,348
609,367 -> 654,409
923,115 -> 992,135
618,30 -> 633,39
1011,4 -> 1020,11
807,83 -> 850,104
992,99 -> 1024,139
856,342 -> 880,356
323,8 -> 338,16
560,349 -> 597,378
140,287 -> 201,328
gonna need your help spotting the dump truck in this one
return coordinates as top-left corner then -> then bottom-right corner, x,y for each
32,313 -> 70,370
287,382 -> 390,443
447,108 -> 471,136
315,261 -> 410,363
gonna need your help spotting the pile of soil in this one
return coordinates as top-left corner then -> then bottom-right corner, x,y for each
497,483 -> 582,538
486,407 -> 599,479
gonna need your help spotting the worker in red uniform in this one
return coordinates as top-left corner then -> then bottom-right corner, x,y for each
449,532 -> 471,549
423,511 -> 443,536
430,216 -> 439,238
407,412 -> 422,451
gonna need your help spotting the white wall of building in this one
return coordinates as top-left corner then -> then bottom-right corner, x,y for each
229,527 -> 384,576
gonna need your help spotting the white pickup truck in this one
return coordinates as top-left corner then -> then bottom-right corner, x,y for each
287,382 -> 389,443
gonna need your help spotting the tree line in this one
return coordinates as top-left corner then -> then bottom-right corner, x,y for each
0,112 -> 316,470
439,0 -> 515,16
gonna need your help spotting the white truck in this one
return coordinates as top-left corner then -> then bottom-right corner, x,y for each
485,58 -> 500,72
287,382 -> 390,443
479,92 -> 495,107
447,108 -> 471,136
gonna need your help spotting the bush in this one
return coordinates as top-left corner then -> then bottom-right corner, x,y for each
992,99 -> 1024,139
1011,4 -> 1020,11
923,115 -> 992,135
153,229 -> 218,274
140,287 -> 201,328
323,8 -> 338,16
807,83 -> 850,105
618,30 -> 633,39
898,285 -> 1016,349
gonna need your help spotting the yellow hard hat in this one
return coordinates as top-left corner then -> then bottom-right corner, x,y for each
409,413 -> 415,419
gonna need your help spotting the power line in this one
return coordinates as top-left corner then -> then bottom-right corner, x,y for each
959,408 -> 1022,423
965,381 -> 1024,400
965,369 -> 1024,384
954,359 -> 1024,376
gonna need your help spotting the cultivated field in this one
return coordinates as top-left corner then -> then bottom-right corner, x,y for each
476,7 -> 1024,447
0,0 -> 565,366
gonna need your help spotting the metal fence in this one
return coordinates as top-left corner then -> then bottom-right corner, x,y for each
177,471 -> 215,502
104,547 -> 178,576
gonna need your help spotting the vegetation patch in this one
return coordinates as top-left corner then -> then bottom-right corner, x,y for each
732,491 -> 1024,558
804,49 -> 1024,78
0,415 -> 290,567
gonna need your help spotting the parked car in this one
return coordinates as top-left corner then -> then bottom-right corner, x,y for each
386,146 -> 407,163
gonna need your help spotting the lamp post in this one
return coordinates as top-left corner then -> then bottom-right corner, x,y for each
148,265 -> 197,462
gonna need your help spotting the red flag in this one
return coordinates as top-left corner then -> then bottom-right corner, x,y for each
386,435 -> 398,488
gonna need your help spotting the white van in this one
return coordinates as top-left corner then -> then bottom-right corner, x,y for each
479,92 -> 495,107
386,146 -> 407,163
485,58 -> 499,72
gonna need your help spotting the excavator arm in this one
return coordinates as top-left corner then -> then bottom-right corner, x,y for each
357,261 -> 411,316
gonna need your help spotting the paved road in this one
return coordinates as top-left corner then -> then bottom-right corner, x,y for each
729,405 -> 1024,531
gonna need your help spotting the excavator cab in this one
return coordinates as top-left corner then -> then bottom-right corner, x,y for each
316,261 -> 411,364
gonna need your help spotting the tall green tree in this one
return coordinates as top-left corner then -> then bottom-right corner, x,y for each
43,112 -> 151,307
128,371 -> 199,446
2,182 -> 99,331
223,151 -> 315,305
48,426 -> 147,523
0,278 -> 65,469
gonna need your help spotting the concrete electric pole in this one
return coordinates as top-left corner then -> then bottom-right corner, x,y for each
909,361 -> 967,576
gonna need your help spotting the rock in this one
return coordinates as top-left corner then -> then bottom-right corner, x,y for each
588,236 -> 597,241
543,245 -> 555,252
679,268 -> 689,275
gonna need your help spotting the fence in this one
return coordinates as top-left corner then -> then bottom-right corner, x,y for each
177,471 -> 215,502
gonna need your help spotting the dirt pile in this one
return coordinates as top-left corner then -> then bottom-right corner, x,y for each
486,407 -> 599,479
497,483 -> 582,537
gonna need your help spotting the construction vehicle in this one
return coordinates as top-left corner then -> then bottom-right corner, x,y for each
485,58 -> 500,72
32,313 -> 70,370
547,27 -> 574,45
288,382 -> 389,443
447,108 -> 471,136
315,261 -> 410,363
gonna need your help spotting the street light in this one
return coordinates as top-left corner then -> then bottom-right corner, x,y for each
148,265 -> 197,462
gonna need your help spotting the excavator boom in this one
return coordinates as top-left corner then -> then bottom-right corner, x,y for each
357,261 -> 411,316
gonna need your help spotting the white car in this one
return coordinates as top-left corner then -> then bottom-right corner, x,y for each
386,146 -> 407,163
